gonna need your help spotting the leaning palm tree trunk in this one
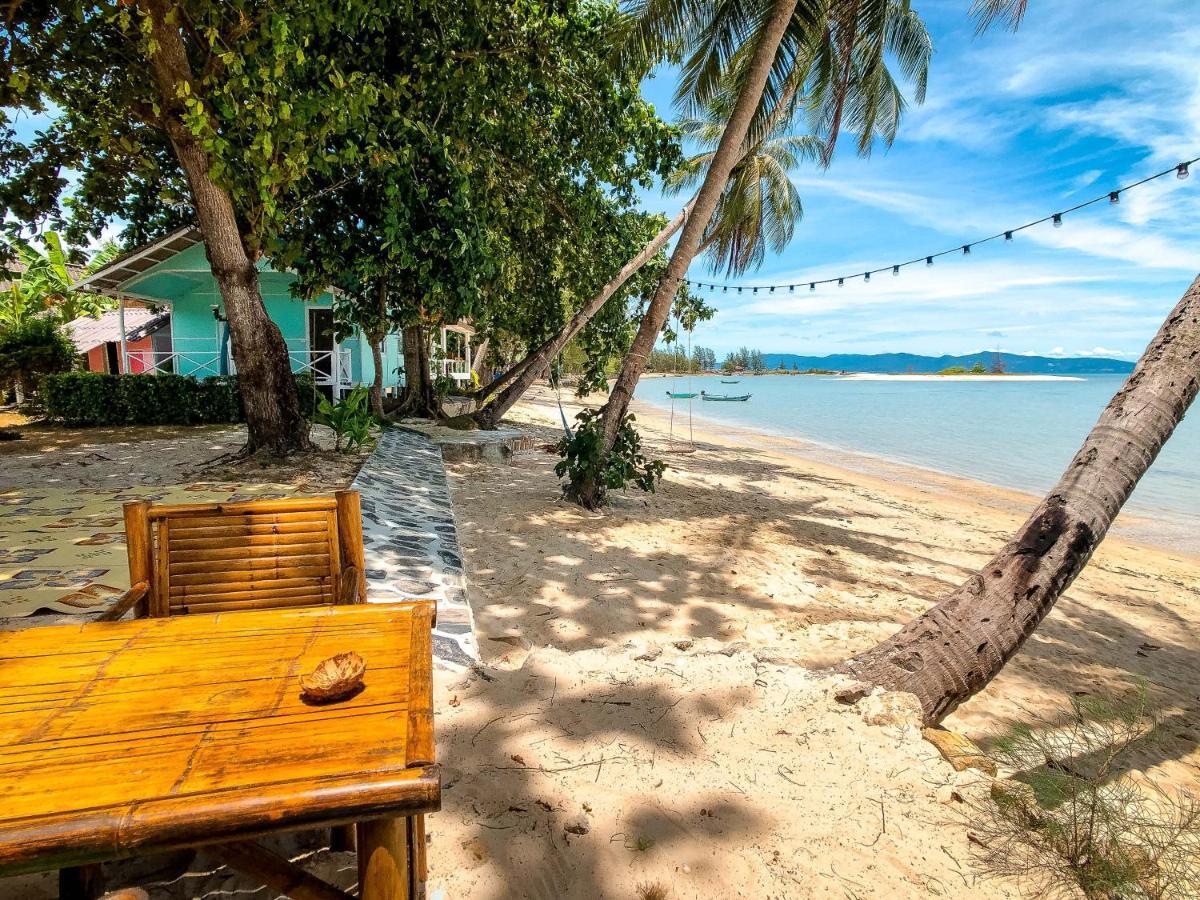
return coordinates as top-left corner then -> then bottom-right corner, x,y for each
841,273 -> 1200,724
472,201 -> 695,428
589,0 -> 800,480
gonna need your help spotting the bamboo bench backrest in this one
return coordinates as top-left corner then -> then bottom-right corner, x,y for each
122,491 -> 368,617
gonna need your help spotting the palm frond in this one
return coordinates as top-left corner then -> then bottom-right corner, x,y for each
970,0 -> 1029,34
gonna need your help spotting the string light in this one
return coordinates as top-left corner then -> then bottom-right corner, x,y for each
679,155 -> 1197,295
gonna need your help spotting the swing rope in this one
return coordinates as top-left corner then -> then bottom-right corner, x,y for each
549,357 -> 573,440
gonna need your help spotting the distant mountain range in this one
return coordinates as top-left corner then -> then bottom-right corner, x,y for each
760,352 -> 1134,375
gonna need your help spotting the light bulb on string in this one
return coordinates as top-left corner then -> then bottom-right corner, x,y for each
1177,163 -> 1190,180
962,245 -> 971,256
789,285 -> 795,293
1052,213 -> 1063,228
809,283 -> 815,291
892,265 -> 900,276
837,277 -> 844,287
769,286 -> 775,293
1004,231 -> 1013,242
753,287 -> 758,294
1109,191 -> 1120,204
926,256 -> 933,267
864,272 -> 871,283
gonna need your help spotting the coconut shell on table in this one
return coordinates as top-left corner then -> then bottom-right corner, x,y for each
300,651 -> 366,702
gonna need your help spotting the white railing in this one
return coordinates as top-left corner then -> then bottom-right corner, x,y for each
124,349 -> 223,378
124,347 -> 353,390
442,358 -> 470,381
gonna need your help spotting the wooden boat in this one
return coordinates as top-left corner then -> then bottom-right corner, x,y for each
701,391 -> 751,402
666,391 -> 699,399
720,379 -> 740,384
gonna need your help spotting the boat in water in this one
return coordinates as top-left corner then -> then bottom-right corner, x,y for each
721,379 -> 740,384
666,391 -> 700,399
701,391 -> 751,402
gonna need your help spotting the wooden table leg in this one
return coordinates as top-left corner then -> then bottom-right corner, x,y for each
357,818 -> 410,900
407,815 -> 426,899
59,863 -> 103,900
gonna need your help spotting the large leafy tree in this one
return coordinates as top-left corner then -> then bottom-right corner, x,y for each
0,1 -> 418,453
278,0 -> 678,424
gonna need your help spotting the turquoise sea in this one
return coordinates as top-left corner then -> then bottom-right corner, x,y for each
634,373 -> 1200,538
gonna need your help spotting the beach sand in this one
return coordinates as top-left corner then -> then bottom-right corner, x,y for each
427,383 -> 1200,898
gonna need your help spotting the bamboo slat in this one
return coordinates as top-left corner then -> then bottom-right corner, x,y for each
0,604 -> 439,876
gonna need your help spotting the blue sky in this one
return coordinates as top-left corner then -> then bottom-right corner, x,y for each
637,0 -> 1200,360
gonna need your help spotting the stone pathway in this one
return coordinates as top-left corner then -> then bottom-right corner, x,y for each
352,428 -> 478,669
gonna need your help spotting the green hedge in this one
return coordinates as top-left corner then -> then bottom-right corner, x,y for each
42,372 -> 319,427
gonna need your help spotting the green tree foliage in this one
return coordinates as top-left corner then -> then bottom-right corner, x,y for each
275,0 -> 678,419
0,317 -> 76,400
3,1 -> 456,451
1,232 -> 119,328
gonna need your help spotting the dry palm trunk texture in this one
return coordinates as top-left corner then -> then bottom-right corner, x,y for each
594,0 -> 801,468
841,273 -> 1200,723
142,0 -> 310,455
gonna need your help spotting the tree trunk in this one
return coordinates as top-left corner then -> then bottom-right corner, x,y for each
471,201 -> 694,428
576,0 -> 799,505
398,324 -> 438,417
369,332 -> 385,418
368,279 -> 387,418
840,273 -> 1200,724
141,0 -> 309,455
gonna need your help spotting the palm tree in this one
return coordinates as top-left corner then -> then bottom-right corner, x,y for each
574,0 -> 933,506
470,0 -> 932,430
667,92 -> 821,277
841,274 -> 1200,723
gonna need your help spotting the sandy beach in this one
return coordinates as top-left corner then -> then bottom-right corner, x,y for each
425,384 -> 1200,898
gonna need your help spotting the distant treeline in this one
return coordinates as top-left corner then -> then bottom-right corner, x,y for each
647,344 -> 718,373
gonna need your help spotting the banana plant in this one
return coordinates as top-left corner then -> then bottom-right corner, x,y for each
1,233 -> 119,328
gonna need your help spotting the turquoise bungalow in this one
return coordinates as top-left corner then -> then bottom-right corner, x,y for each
76,226 -> 476,398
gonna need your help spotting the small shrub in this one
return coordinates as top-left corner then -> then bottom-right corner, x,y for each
636,882 -> 670,900
0,318 -> 75,399
970,687 -> 1200,899
314,385 -> 379,452
555,409 -> 666,509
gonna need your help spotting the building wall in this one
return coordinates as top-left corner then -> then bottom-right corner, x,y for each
83,335 -> 155,373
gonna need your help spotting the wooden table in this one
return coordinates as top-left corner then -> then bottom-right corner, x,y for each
0,602 -> 440,899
